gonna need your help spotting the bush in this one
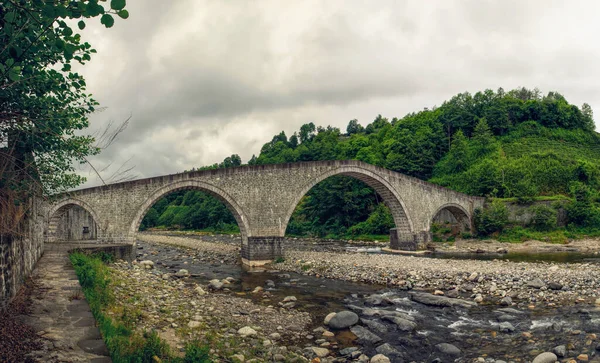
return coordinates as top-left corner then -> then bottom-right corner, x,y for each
528,205 -> 557,231
474,201 -> 509,236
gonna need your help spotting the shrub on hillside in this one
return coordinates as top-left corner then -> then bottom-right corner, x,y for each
474,201 -> 509,236
527,205 -> 557,231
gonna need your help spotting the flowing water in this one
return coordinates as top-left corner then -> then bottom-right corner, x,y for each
135,240 -> 600,362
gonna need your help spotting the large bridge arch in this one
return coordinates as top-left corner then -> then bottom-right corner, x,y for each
46,198 -> 101,242
428,203 -> 473,234
281,165 -> 414,238
128,180 -> 251,244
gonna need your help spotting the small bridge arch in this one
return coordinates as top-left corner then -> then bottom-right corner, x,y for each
46,198 -> 101,242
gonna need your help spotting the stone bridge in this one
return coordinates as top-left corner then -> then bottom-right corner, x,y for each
45,160 -> 485,265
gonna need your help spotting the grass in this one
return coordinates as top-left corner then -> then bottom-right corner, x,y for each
489,195 -> 573,203
483,226 -> 600,244
69,252 -> 211,363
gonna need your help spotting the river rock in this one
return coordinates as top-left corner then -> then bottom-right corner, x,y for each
532,352 -> 557,363
375,343 -> 402,360
362,319 -> 388,334
553,345 -> 566,357
310,347 -> 329,358
370,353 -> 391,363
187,320 -> 201,329
175,269 -> 189,277
195,286 -> 207,295
381,315 -> 417,331
324,312 -> 336,325
139,260 -> 154,269
327,310 -> 359,329
269,332 -> 281,340
499,322 -> 515,333
409,292 -> 476,308
495,308 -> 525,315
283,296 -> 297,302
230,354 -> 245,362
548,282 -> 563,290
435,343 -> 461,356
527,278 -> 546,289
497,314 -> 516,322
350,325 -> 382,344
446,289 -> 459,298
339,347 -> 359,356
208,279 -> 224,290
238,326 -> 257,337
468,272 -> 478,282
265,280 -> 275,287
500,296 -> 512,306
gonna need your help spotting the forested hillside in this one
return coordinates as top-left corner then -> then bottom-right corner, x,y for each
141,88 -> 600,239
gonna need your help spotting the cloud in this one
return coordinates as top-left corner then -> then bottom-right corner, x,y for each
74,0 -> 600,187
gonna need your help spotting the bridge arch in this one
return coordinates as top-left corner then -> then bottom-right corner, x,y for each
428,203 -> 473,234
129,180 -> 251,244
281,165 -> 414,237
46,198 -> 101,242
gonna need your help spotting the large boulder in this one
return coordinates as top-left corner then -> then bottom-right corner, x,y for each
327,311 -> 359,329
409,292 -> 476,308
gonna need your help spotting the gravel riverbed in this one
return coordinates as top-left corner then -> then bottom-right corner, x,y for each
139,233 -> 600,307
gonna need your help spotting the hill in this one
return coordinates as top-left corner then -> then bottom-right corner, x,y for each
142,88 -> 600,240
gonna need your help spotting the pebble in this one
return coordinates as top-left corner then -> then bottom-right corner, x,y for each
532,352 -> 558,363
370,354 -> 391,363
237,326 -> 257,337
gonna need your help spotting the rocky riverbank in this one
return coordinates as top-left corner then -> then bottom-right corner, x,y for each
275,249 -> 600,307
109,260 -> 320,362
139,232 -> 600,307
131,235 -> 600,362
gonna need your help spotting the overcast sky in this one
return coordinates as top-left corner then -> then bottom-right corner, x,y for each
75,0 -> 600,187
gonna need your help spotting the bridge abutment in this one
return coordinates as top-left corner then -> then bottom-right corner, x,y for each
241,236 -> 284,266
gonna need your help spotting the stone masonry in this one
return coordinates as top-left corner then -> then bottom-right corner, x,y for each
46,160 -> 485,265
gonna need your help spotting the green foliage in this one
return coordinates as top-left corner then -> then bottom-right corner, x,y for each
527,205 -> 558,231
474,201 -> 509,236
565,183 -> 600,228
69,252 -> 211,363
0,1 -> 129,196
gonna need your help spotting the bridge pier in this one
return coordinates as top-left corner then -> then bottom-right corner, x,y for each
389,229 -> 432,251
241,236 -> 284,266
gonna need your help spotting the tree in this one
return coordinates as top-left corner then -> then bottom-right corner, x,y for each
346,119 -> 364,135
299,122 -> 316,143
0,1 -> 129,235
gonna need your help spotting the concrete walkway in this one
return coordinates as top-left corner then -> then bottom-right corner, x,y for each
21,243 -> 112,362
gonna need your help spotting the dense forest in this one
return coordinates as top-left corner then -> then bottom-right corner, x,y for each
141,88 -> 600,240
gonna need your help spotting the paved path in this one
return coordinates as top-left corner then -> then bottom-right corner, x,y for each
21,244 -> 112,362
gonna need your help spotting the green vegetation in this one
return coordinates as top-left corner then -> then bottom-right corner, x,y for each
70,252 -> 210,363
1,1 -> 128,235
143,87 -> 600,241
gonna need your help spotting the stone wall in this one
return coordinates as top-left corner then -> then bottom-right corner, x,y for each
504,200 -> 568,227
0,197 -> 44,311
